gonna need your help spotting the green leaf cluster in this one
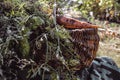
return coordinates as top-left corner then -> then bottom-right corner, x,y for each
0,0 -> 80,80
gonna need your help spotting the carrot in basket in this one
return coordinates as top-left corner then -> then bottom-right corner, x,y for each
56,16 -> 100,29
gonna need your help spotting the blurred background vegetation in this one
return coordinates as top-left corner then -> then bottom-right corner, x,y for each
0,0 -> 120,80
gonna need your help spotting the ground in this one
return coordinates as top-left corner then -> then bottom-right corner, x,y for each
95,20 -> 120,67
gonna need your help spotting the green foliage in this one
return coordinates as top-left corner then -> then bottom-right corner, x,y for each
0,0 -> 78,80
68,0 -> 120,22
19,37 -> 30,58
25,16 -> 45,30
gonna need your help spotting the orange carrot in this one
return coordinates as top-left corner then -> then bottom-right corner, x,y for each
56,16 -> 99,29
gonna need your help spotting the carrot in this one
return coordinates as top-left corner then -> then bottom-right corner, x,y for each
56,16 -> 100,29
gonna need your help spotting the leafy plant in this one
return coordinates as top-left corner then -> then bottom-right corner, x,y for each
0,0 -> 78,80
